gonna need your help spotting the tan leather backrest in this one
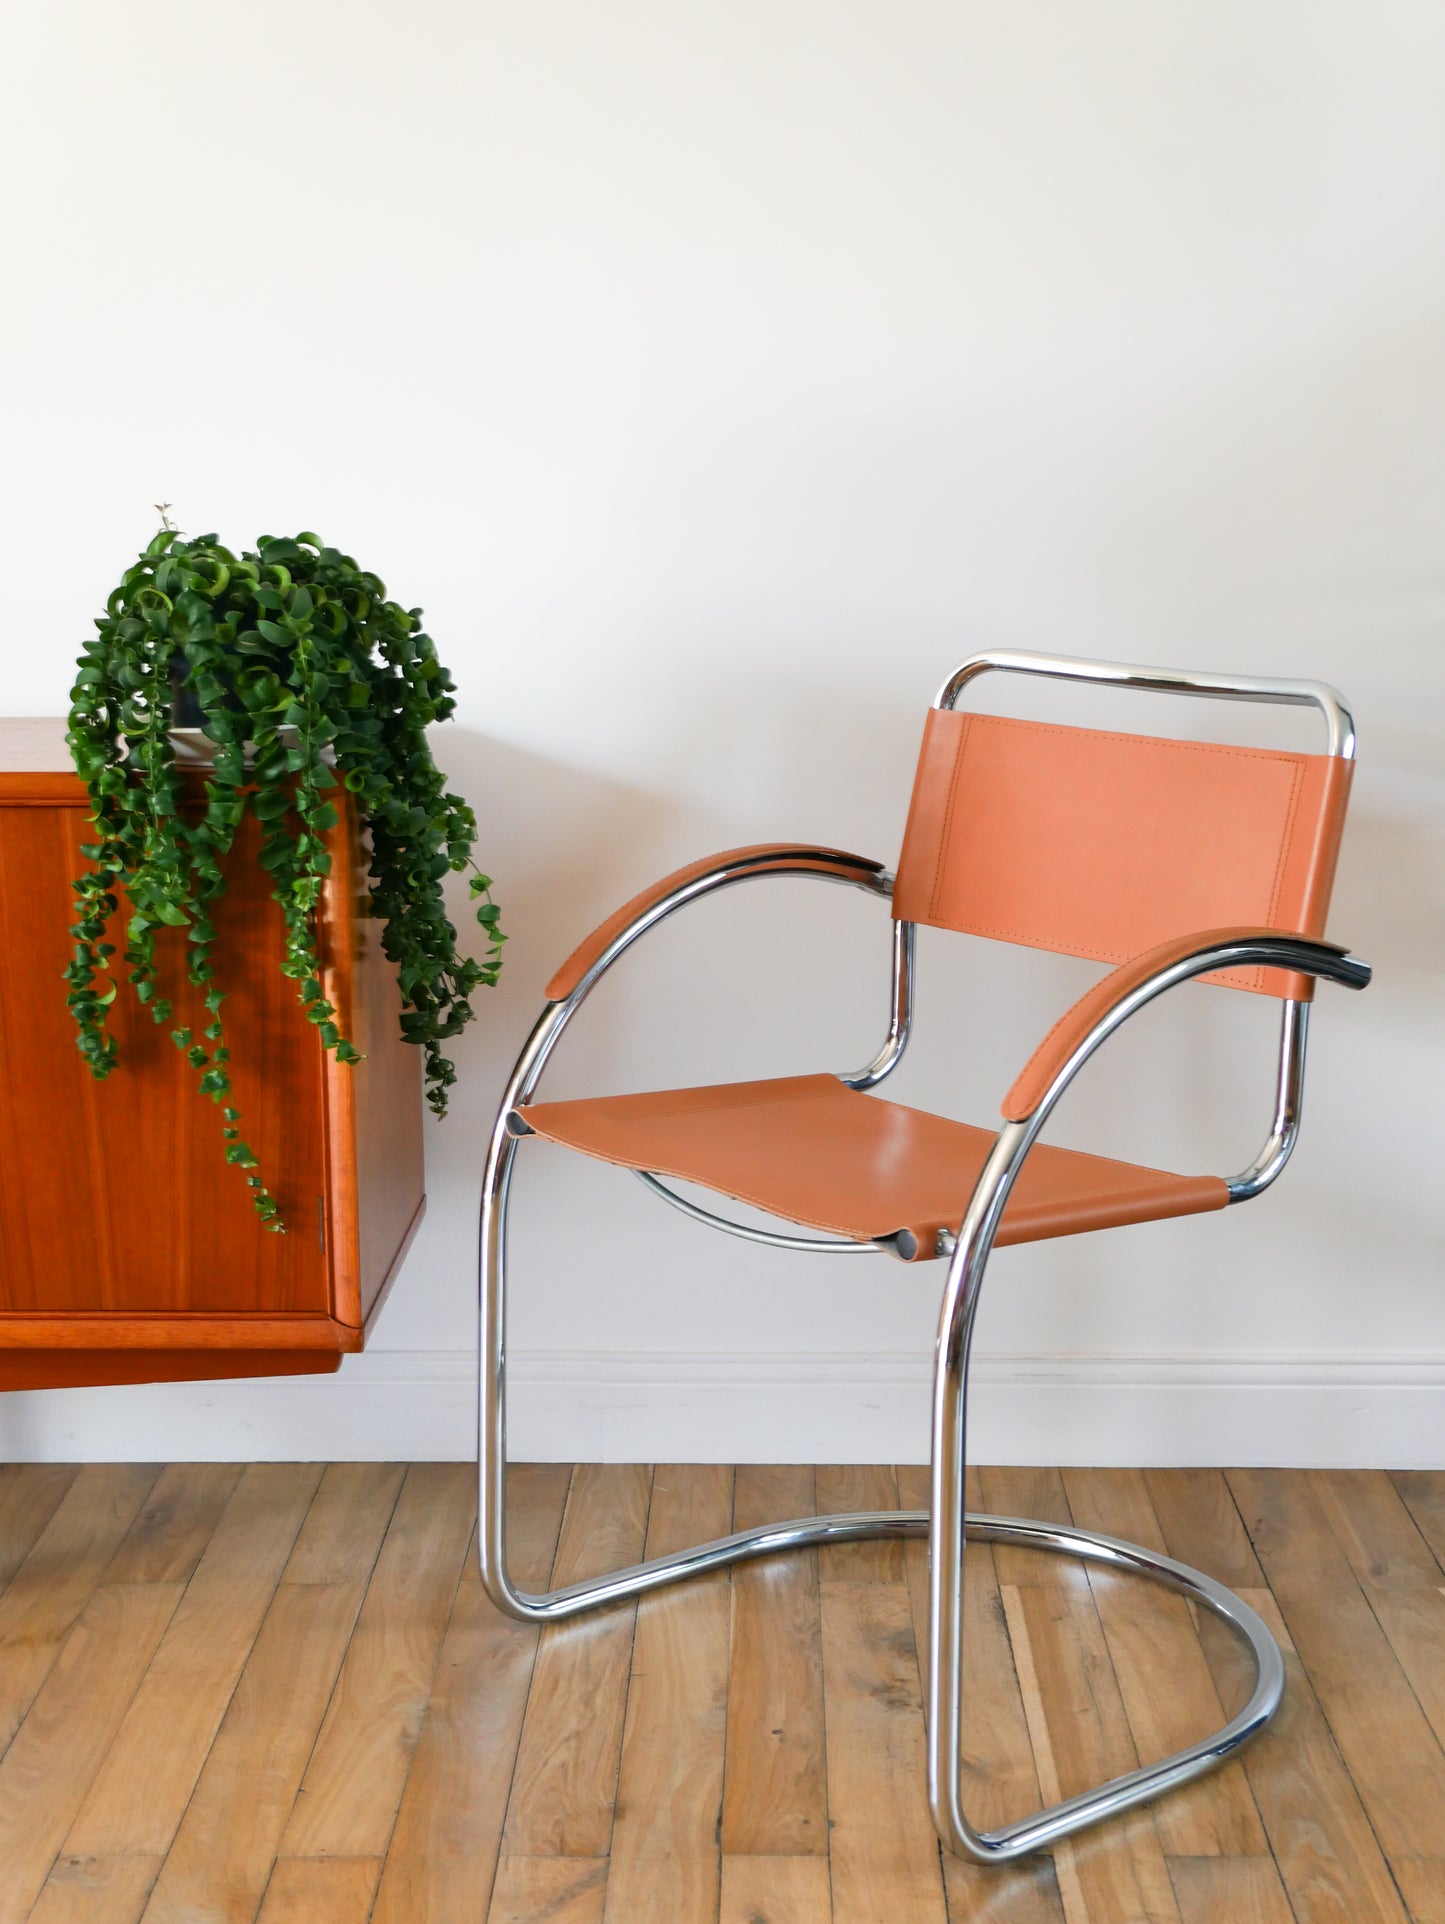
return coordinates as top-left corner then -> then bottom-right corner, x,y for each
892,709 -> 1353,999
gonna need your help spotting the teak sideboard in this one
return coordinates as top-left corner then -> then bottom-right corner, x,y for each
0,720 -> 425,1389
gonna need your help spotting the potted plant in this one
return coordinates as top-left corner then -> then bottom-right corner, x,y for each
64,521 -> 504,1229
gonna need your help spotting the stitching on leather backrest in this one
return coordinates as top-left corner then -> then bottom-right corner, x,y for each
929,710 -> 972,924
913,713 -> 1322,979
1250,758 -> 1307,994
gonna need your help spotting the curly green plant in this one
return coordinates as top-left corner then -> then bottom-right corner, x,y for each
65,526 -> 504,1228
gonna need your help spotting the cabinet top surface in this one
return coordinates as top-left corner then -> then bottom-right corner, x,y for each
1,719 -> 70,772
0,722 -> 225,797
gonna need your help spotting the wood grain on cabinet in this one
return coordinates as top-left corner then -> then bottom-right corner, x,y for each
0,720 -> 425,1387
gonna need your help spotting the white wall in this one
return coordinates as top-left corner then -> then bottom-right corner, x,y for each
1,1 -> 1441,1465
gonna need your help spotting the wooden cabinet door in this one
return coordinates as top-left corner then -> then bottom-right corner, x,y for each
0,795 -> 332,1320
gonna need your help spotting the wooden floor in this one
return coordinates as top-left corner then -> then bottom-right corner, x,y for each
1,1465 -> 1443,1923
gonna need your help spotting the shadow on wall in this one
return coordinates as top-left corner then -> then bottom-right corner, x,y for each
428,726 -> 725,1013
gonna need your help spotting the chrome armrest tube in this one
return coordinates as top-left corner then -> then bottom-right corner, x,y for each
554,849 -> 895,1008
1009,935 -> 1368,1145
513,851 -> 895,1107
485,852 -> 907,1278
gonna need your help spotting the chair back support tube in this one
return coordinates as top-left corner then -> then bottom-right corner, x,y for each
936,649 -> 1356,756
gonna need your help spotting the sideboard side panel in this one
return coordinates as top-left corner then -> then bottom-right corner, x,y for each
320,800 -> 427,1333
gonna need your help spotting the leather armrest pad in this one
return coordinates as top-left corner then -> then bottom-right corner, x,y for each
545,844 -> 884,1001
1001,926 -> 1350,1120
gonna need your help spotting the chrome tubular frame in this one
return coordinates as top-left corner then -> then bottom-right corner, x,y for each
631,1168 -> 893,1254
622,903 -> 917,1258
933,650 -> 1356,1213
1228,997 -> 1310,1201
935,648 -> 1357,758
478,655 -> 1370,1863
841,916 -> 916,1090
923,933 -> 1366,1859
480,848 -> 906,1623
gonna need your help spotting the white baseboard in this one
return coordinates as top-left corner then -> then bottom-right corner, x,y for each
0,1348 -> 1441,1467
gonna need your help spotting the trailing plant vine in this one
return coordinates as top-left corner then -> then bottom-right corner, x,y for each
66,527 -> 504,1228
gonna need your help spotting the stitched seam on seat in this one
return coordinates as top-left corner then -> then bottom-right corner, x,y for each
521,1129 -> 894,1239
527,1135 -> 1213,1241
530,1091 -> 1213,1186
526,1091 -> 1213,1231
528,1076 -> 834,1123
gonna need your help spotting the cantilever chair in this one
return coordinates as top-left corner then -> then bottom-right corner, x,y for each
478,649 -> 1371,1863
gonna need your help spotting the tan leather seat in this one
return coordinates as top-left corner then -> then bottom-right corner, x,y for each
517,1072 -> 1226,1260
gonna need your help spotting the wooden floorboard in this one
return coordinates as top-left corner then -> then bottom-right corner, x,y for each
602,1464 -> 732,1924
371,1463 -> 569,1924
722,1464 -> 827,1857
280,1462 -> 476,1860
254,1856 -> 382,1924
498,1463 -> 651,1865
25,1853 -> 160,1924
67,1463 -> 324,1858
1230,1468 -> 1445,1872
0,1468 -> 81,1597
4,1462 -> 1444,1922
0,1465 -> 162,1755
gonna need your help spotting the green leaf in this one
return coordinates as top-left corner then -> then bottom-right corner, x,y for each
64,522 -> 504,1194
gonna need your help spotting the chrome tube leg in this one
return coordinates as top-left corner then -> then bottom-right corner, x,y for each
927,1129 -> 1020,1862
478,1003 -> 574,1623
476,1008 -> 931,1627
924,1139 -> 1286,1863
478,1104 -> 524,1618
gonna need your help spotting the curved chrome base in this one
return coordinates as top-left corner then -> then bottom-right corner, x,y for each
478,1022 -> 1287,1862
477,1496 -> 1283,1862
480,999 -> 1287,1863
